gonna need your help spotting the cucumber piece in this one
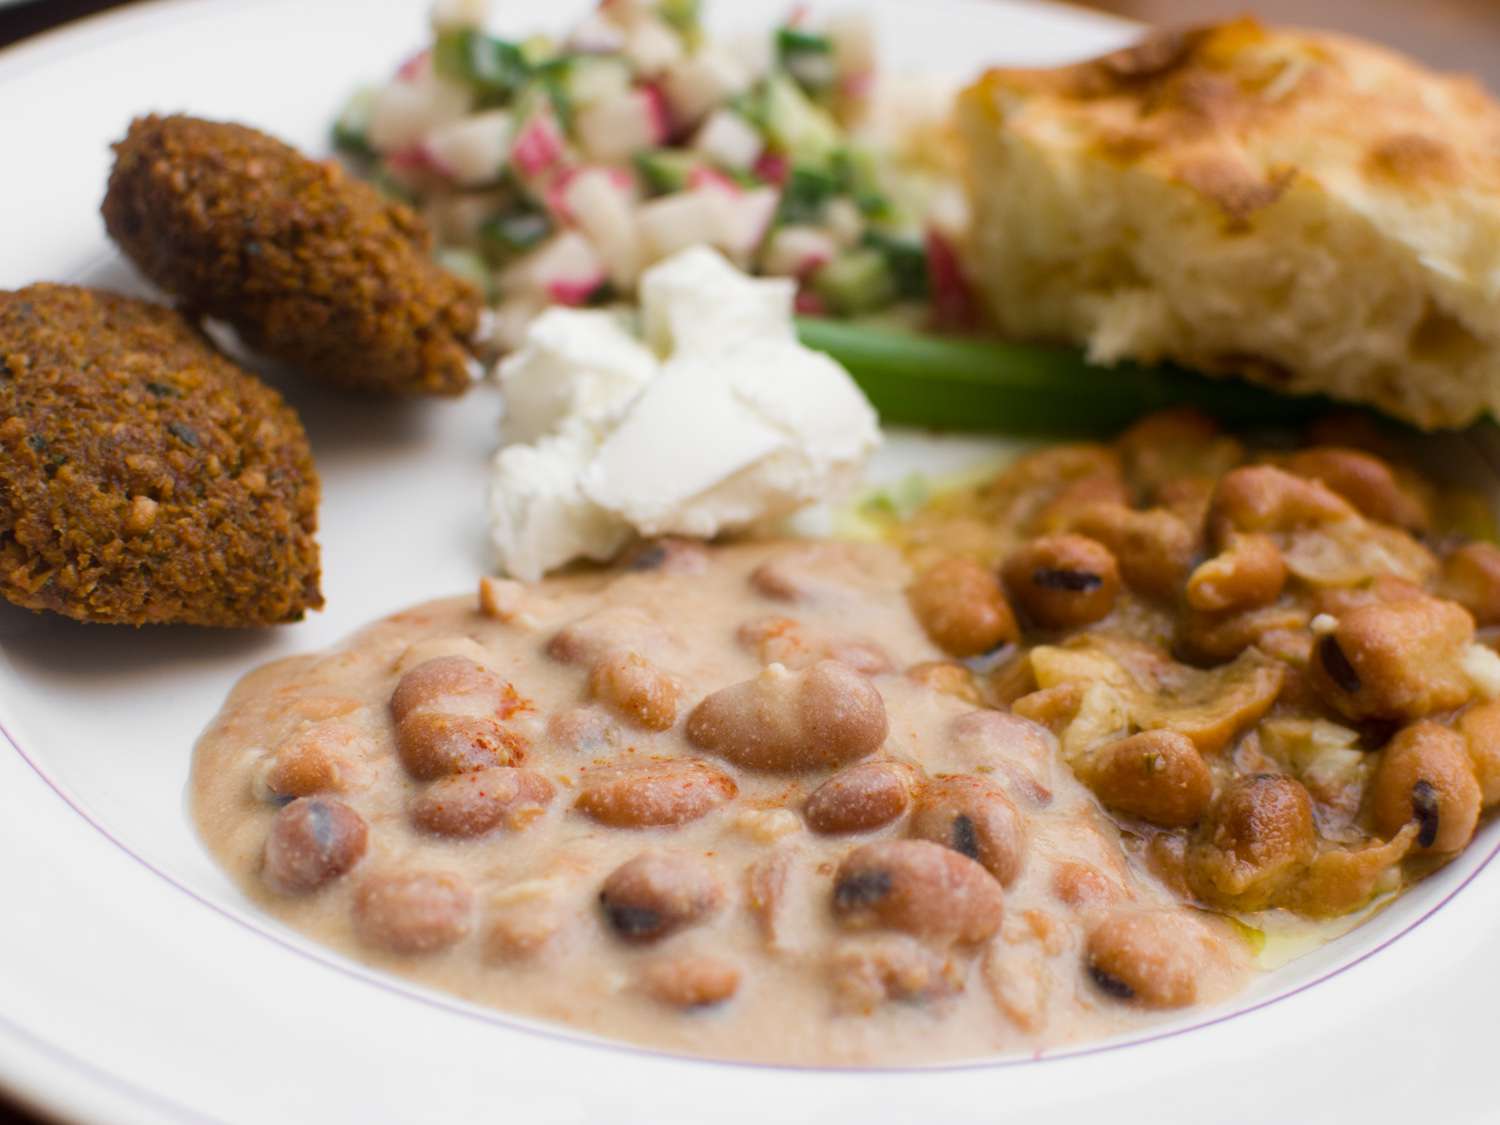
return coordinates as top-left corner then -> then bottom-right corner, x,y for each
434,29 -> 531,103
862,231 -> 928,300
777,163 -> 839,224
635,149 -> 702,195
660,0 -> 702,40
331,86 -> 378,158
436,247 -> 495,299
814,248 -> 897,315
776,27 -> 836,92
479,210 -> 553,262
761,73 -> 842,167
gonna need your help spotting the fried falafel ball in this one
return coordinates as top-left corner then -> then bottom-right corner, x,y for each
0,284 -> 322,626
101,114 -> 482,397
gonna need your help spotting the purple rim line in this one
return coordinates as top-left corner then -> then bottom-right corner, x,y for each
5,711 -> 1500,1091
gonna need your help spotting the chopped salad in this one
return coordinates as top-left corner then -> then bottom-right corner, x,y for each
332,0 -> 972,347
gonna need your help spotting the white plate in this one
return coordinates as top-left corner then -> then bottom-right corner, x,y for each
2,1 -> 1499,1122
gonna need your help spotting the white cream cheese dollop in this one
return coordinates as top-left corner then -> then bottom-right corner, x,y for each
488,247 -> 881,580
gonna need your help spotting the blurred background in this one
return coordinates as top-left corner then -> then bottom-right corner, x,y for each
1,0 -> 1499,88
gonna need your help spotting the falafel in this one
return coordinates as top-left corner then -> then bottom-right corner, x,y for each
102,114 -> 482,397
0,284 -> 322,626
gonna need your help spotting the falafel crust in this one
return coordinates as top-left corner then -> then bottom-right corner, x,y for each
0,284 -> 323,626
102,114 -> 482,397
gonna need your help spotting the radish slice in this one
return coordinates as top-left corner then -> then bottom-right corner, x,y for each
508,231 -> 608,306
511,111 -> 566,177
575,88 -> 668,163
661,46 -> 750,126
424,110 -> 512,187
692,110 -> 762,172
546,166 -> 635,225
563,169 -> 644,289
568,11 -> 627,54
621,17 -> 684,76
395,49 -> 431,82
369,72 -> 472,152
794,287 -> 829,316
823,197 -> 865,248
828,12 -> 877,78
686,166 -> 741,196
637,191 -> 725,264
752,151 -> 789,186
712,185 -> 779,267
926,228 -> 979,331
761,225 -> 838,279
430,0 -> 490,32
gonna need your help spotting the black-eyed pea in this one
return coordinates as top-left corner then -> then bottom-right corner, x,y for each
353,871 -> 473,954
1308,594 -> 1475,722
1068,503 -> 1197,602
1284,446 -> 1429,532
909,775 -> 1026,886
828,936 -> 962,1013
1457,700 -> 1500,808
410,767 -> 555,837
1440,543 -> 1500,627
1186,774 -> 1316,911
1085,911 -> 1209,1009
947,710 -> 1055,805
907,557 -> 1019,657
545,705 -> 621,754
262,797 -> 368,894
574,757 -> 737,828
1116,408 -> 1244,497
599,852 -> 724,943
1086,731 -> 1213,829
640,953 -> 742,1008
686,660 -> 887,773
1185,532 -> 1286,614
1208,464 -> 1355,535
395,712 -> 525,780
1002,535 -> 1120,629
804,760 -> 916,835
588,651 -> 680,731
831,839 -> 1003,945
1370,722 -> 1481,855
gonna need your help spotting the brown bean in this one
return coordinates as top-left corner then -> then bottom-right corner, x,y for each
1308,594 -> 1475,722
410,767 -> 554,837
828,936 -> 962,1012
599,851 -> 724,943
1187,774 -> 1316,910
547,607 -> 671,665
1051,861 -> 1124,909
1085,911 -> 1209,1009
1458,700 -> 1500,808
640,953 -> 741,1008
907,557 -> 1018,657
804,760 -> 916,835
574,757 -> 737,828
1186,532 -> 1286,613
686,661 -> 887,773
909,775 -> 1026,886
1441,543 -> 1500,626
262,797 -> 368,894
1002,534 -> 1120,629
1068,503 -> 1197,602
831,839 -> 1003,944
390,656 -> 511,725
1209,464 -> 1355,534
395,712 -> 526,780
748,544 -> 870,603
906,661 -> 983,705
261,723 -> 365,799
738,615 -> 892,674
946,710 -> 1055,805
545,705 -> 621,754
588,651 -> 680,731
618,537 -> 711,575
745,848 -> 798,954
1370,721 -> 1481,855
1087,731 -> 1213,828
354,871 -> 473,954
